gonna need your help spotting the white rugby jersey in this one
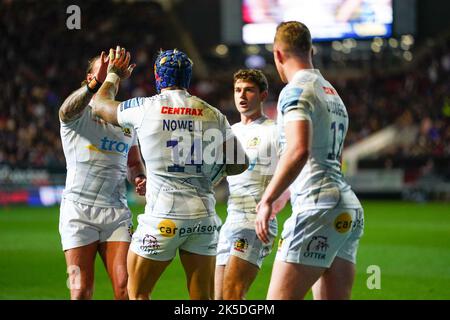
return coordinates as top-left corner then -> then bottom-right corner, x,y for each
227,117 -> 280,216
277,69 -> 361,212
117,89 -> 233,219
60,105 -> 137,207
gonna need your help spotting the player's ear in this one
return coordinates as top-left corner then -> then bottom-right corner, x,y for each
274,49 -> 284,64
260,89 -> 268,102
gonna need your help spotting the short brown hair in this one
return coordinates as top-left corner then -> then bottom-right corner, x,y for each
274,21 -> 312,56
233,69 -> 268,92
81,55 -> 100,86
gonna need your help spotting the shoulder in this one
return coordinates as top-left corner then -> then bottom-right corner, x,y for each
119,95 -> 164,112
191,95 -> 225,121
261,118 -> 275,127
278,84 -> 305,113
60,104 -> 90,126
230,122 -> 242,135
231,122 -> 240,129
279,73 -> 320,112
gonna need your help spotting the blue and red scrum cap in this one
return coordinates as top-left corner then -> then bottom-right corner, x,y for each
154,49 -> 193,93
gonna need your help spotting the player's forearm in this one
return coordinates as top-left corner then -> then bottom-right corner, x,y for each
224,136 -> 249,176
261,147 -> 308,204
98,73 -> 119,101
127,162 -> 146,185
127,145 -> 146,185
92,74 -> 120,125
59,86 -> 93,123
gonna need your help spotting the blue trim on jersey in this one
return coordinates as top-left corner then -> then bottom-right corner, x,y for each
120,97 -> 144,111
279,87 -> 303,114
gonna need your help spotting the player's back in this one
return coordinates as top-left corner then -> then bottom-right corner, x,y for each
118,90 -> 231,219
277,69 -> 361,212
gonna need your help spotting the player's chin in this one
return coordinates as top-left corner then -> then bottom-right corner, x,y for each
236,108 -> 245,115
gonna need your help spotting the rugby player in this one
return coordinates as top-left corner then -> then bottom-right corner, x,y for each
255,21 -> 365,300
214,69 -> 289,300
92,47 -> 248,299
59,51 -> 146,300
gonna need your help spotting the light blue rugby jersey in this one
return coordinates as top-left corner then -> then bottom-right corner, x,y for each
226,116 -> 280,218
60,104 -> 137,208
277,69 -> 361,212
117,90 -> 233,219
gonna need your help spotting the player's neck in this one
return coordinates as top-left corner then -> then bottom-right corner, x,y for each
161,86 -> 185,92
240,111 -> 263,125
285,59 -> 314,82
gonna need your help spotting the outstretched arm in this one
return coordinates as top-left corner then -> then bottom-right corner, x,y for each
256,120 -> 310,243
59,51 -> 109,123
92,46 -> 136,126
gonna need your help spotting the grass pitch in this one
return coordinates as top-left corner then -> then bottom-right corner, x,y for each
0,201 -> 449,299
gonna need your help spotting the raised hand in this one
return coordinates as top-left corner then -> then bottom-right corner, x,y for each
108,45 -> 136,79
94,51 -> 110,83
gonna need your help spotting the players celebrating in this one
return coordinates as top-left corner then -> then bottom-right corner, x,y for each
59,52 -> 146,300
92,47 -> 248,299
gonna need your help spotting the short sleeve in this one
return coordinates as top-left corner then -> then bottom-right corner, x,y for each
117,97 -> 146,129
279,85 -> 313,123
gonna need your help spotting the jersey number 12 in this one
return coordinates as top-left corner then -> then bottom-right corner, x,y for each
327,121 -> 345,161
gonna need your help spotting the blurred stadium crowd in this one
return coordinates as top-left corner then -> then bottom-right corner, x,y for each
1,0 -> 449,175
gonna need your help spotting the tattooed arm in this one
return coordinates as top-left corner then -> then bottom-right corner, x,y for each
59,51 -> 109,123
58,86 -> 93,123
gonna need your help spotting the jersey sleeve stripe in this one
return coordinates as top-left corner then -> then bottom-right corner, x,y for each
280,87 -> 303,114
120,97 -> 145,111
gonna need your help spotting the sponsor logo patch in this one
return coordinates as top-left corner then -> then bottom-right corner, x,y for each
303,236 -> 329,260
86,136 -> 130,156
158,219 -> 177,238
234,238 -> 249,253
247,136 -> 261,148
140,234 -> 160,254
323,86 -> 337,95
122,127 -> 132,137
334,212 -> 353,233
161,106 -> 203,116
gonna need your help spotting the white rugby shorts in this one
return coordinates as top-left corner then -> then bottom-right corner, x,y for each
216,214 -> 277,268
59,198 -> 133,251
130,214 -> 222,261
276,205 -> 364,268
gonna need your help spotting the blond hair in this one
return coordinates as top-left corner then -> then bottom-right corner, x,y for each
80,55 -> 100,86
274,21 -> 312,57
